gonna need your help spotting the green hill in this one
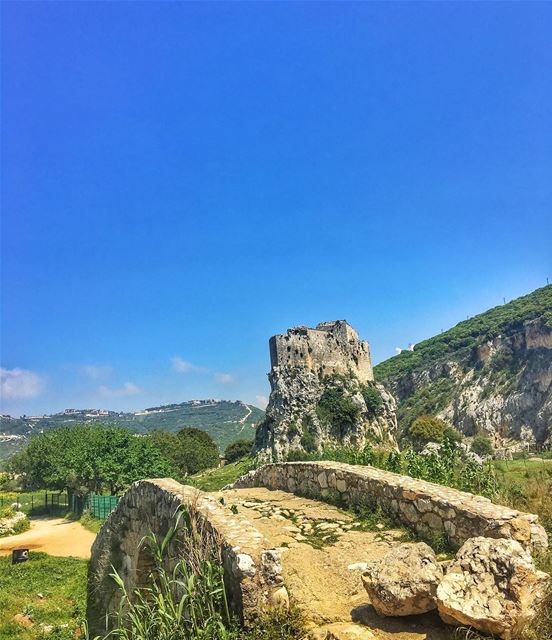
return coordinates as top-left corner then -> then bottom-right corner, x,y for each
374,285 -> 552,443
0,400 -> 265,462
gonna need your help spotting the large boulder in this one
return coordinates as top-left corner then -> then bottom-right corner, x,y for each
361,542 -> 443,616
436,536 -> 550,639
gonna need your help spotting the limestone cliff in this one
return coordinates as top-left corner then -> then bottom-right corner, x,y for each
255,321 -> 398,461
375,286 -> 552,447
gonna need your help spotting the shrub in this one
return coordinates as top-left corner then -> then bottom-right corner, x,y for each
360,384 -> 383,418
444,426 -> 463,444
224,440 -> 253,464
316,387 -> 360,438
408,415 -> 447,449
471,435 -> 493,457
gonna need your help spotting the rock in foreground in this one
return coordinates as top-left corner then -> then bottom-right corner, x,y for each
436,536 -> 550,639
361,542 -> 443,616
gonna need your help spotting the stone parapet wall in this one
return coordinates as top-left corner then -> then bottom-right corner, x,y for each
87,479 -> 286,636
231,462 -> 548,551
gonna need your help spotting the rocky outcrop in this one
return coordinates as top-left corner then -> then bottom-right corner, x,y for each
361,543 -> 443,616
232,461 -> 548,550
0,510 -> 27,536
381,314 -> 552,446
255,321 -> 398,461
436,537 -> 550,639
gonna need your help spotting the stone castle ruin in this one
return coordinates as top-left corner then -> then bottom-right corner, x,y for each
87,322 -> 550,640
255,320 -> 398,461
269,320 -> 374,383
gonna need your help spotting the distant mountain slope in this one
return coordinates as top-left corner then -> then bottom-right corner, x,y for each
0,400 -> 265,462
374,285 -> 552,445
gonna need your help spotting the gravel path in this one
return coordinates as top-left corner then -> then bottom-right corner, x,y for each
0,517 -> 96,558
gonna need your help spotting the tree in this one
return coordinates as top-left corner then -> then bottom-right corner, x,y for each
471,435 -> 493,457
224,439 -> 253,463
9,423 -> 175,496
408,415 -> 447,449
148,428 -> 219,476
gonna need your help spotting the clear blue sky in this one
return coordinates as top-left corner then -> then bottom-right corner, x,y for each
1,1 -> 551,417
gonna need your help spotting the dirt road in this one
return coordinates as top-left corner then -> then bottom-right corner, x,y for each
0,517 -> 96,559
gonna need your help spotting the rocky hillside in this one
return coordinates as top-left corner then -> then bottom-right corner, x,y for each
0,400 -> 264,461
255,321 -> 398,460
374,285 -> 552,446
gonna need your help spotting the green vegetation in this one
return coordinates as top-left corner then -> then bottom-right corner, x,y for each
374,284 -> 552,384
9,424 -> 175,496
148,428 -> 220,476
91,507 -> 307,640
0,552 -> 87,640
360,383 -> 383,417
0,401 -> 264,463
287,438 -> 499,500
471,435 -> 493,457
190,459 -> 255,492
407,415 -> 447,449
224,440 -> 253,464
316,385 -> 360,438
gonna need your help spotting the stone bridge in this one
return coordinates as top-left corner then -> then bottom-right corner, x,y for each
87,463 -> 548,639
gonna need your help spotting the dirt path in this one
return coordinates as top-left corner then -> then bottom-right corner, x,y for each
0,517 -> 96,559
220,488 -> 451,640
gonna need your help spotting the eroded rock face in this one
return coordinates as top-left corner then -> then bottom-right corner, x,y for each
361,543 -> 443,616
436,536 -> 550,639
255,321 -> 398,461
385,317 -> 552,446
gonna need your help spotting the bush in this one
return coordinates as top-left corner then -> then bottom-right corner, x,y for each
444,426 -> 463,444
408,415 -> 447,449
316,387 -> 360,438
360,384 -> 383,418
471,435 -> 493,457
224,440 -> 253,464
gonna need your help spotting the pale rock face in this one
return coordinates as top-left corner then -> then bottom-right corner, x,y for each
436,536 -> 551,639
389,318 -> 552,446
255,321 -> 398,461
361,542 -> 443,617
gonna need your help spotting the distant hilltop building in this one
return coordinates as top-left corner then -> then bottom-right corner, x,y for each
269,320 -> 373,384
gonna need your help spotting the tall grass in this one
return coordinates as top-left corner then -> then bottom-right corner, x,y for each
89,507 -> 235,640
88,505 -> 307,640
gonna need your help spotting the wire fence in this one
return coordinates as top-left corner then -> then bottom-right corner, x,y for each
0,490 -> 120,521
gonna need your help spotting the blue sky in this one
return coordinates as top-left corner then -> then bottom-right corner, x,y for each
1,2 -> 551,417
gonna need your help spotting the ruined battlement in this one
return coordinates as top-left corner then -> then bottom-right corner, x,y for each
268,320 -> 373,383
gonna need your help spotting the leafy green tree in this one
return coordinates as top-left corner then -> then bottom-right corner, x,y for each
9,424 -> 175,496
175,428 -> 220,475
408,415 -> 447,450
149,428 -> 220,476
471,435 -> 494,457
224,439 -> 253,463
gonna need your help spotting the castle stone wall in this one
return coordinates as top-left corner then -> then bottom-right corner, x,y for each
268,320 -> 373,383
232,462 -> 548,551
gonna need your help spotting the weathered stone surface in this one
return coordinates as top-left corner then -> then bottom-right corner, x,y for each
254,321 -> 398,461
361,543 -> 443,616
87,479 -> 287,636
232,461 -> 548,550
436,537 -> 551,639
